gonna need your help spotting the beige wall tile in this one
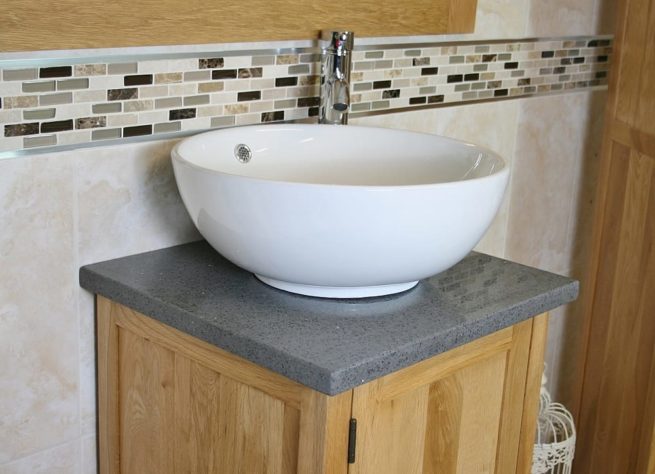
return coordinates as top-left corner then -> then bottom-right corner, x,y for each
81,435 -> 97,474
474,0 -> 529,38
0,155 -> 80,464
76,139 -> 200,265
0,438 -> 81,474
506,93 -> 593,273
527,0 -> 596,36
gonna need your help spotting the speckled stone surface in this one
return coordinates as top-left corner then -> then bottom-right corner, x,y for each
79,240 -> 578,395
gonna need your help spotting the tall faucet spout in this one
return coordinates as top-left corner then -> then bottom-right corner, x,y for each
319,30 -> 354,125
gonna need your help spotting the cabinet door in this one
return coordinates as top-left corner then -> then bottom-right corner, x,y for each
97,297 -> 351,474
349,316 -> 547,474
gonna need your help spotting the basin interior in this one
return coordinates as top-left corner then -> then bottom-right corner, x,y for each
175,125 -> 506,186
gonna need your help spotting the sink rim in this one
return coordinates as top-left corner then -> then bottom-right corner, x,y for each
171,124 -> 509,190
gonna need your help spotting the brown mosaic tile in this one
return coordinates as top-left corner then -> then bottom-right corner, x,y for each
198,82 -> 224,93
225,104 -> 248,114
169,108 -> 196,120
238,68 -> 263,78
123,124 -> 152,137
299,75 -> 320,86
124,100 -> 153,112
237,91 -> 261,101
5,123 -> 39,137
155,73 -> 183,84
4,96 -> 39,109
107,88 -> 137,101
276,54 -> 299,65
261,111 -> 284,122
124,75 -> 153,86
199,58 -> 225,69
40,66 -> 72,78
297,97 -> 319,107
41,119 -> 73,133
74,64 -> 107,76
212,69 -> 237,80
76,116 -> 107,129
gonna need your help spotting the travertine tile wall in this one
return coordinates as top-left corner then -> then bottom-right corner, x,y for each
0,0 -> 614,471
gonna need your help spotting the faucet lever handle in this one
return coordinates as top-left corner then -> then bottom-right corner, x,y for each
320,30 -> 354,53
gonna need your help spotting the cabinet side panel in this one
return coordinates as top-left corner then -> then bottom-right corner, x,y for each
97,296 -> 120,474
494,316 -> 544,474
516,314 -> 549,474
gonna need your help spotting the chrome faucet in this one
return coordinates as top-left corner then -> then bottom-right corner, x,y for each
319,30 -> 354,125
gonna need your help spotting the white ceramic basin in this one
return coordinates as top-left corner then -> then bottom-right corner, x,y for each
172,124 -> 509,298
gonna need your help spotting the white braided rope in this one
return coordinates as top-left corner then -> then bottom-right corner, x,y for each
531,371 -> 576,474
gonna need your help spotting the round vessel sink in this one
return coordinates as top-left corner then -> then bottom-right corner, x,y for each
172,124 -> 509,298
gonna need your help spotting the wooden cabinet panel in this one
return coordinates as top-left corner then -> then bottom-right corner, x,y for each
97,297 -> 547,474
97,296 -> 351,474
574,0 -> 655,470
349,318 -> 545,474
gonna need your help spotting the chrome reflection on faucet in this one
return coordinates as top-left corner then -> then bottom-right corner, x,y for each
319,30 -> 354,125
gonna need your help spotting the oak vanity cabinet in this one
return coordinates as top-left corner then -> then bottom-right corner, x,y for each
98,297 -> 547,474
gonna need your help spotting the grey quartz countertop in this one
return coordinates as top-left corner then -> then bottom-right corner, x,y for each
79,240 -> 578,395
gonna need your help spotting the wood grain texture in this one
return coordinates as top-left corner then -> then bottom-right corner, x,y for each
574,0 -> 655,468
97,299 -> 547,473
0,0 -> 477,52
97,296 -> 120,474
516,314 -> 549,474
98,300 -> 352,474
350,319 -> 544,474
495,318 -> 537,474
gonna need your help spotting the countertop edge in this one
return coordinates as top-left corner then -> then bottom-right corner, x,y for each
79,265 -> 578,395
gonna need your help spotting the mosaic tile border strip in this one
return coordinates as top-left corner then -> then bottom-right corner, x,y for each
0,36 -> 612,155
